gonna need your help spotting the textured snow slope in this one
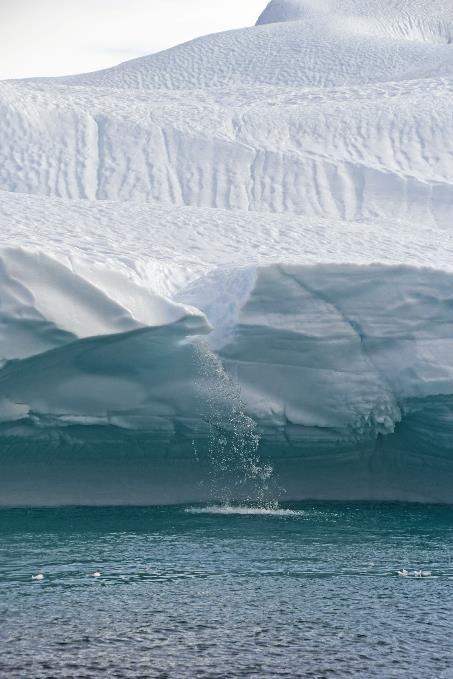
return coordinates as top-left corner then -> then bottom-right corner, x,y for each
258,0 -> 453,42
52,0 -> 453,89
1,0 -> 453,504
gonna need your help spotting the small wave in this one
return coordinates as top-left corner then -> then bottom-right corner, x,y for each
185,505 -> 304,517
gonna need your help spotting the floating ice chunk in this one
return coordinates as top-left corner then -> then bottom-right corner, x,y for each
398,569 -> 432,578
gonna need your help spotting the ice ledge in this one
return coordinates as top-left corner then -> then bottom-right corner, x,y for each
0,246 -> 206,362
1,259 -> 453,503
2,258 -> 452,445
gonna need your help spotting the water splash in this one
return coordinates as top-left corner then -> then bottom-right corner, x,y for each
185,505 -> 301,517
193,340 -> 282,508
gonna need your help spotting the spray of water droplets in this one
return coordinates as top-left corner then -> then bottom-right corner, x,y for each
192,339 -> 282,509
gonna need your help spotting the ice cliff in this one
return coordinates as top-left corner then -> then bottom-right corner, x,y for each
1,0 -> 453,504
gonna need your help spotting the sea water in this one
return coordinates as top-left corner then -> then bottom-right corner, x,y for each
1,503 -> 453,678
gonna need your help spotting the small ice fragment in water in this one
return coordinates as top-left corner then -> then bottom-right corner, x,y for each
398,569 -> 432,578
32,574 -> 44,581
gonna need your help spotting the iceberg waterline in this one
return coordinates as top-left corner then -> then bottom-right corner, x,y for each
2,0 -> 453,504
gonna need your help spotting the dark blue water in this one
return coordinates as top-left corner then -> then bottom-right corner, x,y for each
1,503 -> 453,678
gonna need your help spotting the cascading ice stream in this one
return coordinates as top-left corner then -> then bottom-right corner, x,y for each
193,339 -> 282,509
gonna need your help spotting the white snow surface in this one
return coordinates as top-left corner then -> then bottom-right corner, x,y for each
2,0 -> 453,503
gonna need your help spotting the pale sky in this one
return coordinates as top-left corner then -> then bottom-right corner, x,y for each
0,0 -> 268,80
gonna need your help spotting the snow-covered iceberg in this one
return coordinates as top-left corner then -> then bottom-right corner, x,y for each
1,0 -> 453,504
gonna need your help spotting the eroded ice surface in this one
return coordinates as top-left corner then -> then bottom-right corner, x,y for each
1,0 -> 453,504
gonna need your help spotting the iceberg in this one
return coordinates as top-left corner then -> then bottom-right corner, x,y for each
1,0 -> 453,504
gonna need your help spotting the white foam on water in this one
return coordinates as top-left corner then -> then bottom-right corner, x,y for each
185,505 -> 304,517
